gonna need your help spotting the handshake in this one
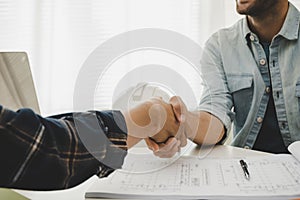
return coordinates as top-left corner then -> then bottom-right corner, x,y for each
122,96 -> 190,158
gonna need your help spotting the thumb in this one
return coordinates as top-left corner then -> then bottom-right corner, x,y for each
170,96 -> 185,123
145,138 -> 159,152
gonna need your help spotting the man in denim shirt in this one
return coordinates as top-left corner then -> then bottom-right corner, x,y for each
148,0 -> 300,155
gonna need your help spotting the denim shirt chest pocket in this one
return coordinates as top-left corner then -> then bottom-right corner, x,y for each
227,75 -> 254,131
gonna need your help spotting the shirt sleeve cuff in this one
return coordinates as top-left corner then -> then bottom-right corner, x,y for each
94,110 -> 128,170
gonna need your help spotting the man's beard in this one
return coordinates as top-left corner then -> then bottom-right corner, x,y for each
236,0 -> 278,16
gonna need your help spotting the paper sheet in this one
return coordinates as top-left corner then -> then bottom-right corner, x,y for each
87,154 -> 300,199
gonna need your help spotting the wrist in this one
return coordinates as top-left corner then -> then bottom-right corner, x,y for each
122,100 -> 159,139
185,111 -> 199,140
126,135 -> 142,148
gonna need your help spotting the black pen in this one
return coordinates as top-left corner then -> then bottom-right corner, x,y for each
239,159 -> 250,180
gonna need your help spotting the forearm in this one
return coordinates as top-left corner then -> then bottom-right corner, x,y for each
121,103 -> 151,149
185,111 -> 225,146
121,105 -> 152,148
0,106 -> 127,190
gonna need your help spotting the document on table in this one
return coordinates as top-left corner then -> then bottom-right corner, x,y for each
86,143 -> 300,199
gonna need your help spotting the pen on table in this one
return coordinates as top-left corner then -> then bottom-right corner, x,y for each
239,159 -> 250,180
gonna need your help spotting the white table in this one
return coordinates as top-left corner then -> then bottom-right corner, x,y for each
15,142 -> 270,200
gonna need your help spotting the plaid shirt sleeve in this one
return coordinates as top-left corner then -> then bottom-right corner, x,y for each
0,105 -> 128,191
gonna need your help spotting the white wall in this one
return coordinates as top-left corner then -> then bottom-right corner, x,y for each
1,0 -> 298,115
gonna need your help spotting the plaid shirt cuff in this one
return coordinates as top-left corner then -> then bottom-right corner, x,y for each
94,110 -> 128,170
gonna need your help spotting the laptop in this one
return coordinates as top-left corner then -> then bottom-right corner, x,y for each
0,52 -> 40,113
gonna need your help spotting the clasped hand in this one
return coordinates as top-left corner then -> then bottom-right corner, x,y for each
123,96 -> 188,158
146,96 -> 188,158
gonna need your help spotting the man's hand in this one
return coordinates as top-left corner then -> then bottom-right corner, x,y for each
146,96 -> 189,158
148,98 -> 181,143
145,137 -> 181,158
122,97 -> 182,148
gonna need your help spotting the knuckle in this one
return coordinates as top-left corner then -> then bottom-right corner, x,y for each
154,152 -> 161,157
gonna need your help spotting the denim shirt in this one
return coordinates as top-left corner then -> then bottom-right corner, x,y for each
199,3 -> 300,149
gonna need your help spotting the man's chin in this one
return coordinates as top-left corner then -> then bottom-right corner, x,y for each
236,7 -> 249,15
236,0 -> 254,15
236,3 -> 256,15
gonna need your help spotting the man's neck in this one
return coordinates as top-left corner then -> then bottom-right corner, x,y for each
247,2 -> 289,43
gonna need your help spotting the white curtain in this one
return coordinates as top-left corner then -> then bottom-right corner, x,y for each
1,0 -> 297,116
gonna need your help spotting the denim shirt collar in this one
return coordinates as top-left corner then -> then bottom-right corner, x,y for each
242,17 -> 252,40
278,3 -> 300,40
242,2 -> 300,41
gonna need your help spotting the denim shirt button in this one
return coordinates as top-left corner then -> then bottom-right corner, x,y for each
259,59 -> 266,66
265,87 -> 271,94
249,35 -> 255,41
257,117 -> 263,123
244,146 -> 250,149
